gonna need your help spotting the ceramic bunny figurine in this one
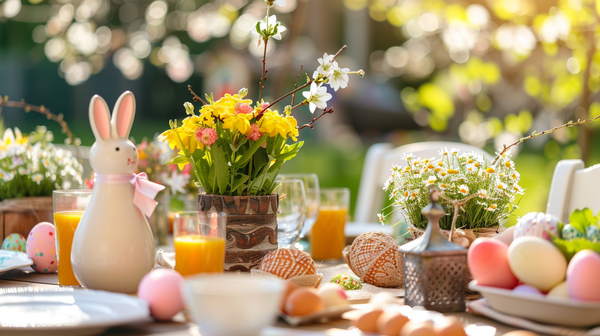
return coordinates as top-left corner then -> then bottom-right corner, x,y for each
72,91 -> 163,294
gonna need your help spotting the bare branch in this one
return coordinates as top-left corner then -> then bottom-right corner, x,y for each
291,63 -> 304,106
187,85 -> 208,105
258,39 -> 269,103
297,107 -> 334,130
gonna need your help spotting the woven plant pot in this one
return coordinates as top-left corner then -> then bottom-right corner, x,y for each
409,225 -> 505,294
198,194 -> 278,272
0,197 -> 54,239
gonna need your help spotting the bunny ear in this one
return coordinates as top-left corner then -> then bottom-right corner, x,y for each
111,91 -> 136,139
89,95 -> 111,141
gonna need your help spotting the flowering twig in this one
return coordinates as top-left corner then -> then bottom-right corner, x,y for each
187,85 -> 208,105
257,45 -> 348,119
297,107 -> 334,130
291,63 -> 304,106
492,114 -> 600,165
258,39 -> 269,103
0,96 -> 75,143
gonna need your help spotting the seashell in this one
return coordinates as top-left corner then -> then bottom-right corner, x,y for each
343,231 -> 403,288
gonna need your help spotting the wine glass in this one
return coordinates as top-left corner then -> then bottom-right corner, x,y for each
277,174 -> 320,237
275,179 -> 307,249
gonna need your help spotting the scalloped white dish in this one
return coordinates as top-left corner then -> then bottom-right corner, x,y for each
0,250 -> 33,276
469,280 -> 600,327
0,288 -> 150,335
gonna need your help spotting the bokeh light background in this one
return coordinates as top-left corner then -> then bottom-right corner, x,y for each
2,0 -> 600,226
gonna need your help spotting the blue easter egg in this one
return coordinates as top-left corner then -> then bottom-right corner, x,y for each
562,224 -> 585,240
2,233 -> 26,252
586,226 -> 600,243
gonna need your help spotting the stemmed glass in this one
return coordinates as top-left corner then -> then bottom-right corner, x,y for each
276,174 -> 320,237
275,179 -> 307,249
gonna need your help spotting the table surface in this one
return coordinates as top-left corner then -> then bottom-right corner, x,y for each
0,265 -> 528,336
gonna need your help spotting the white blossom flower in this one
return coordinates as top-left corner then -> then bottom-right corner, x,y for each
400,153 -> 414,161
439,182 -> 449,189
328,67 -> 350,91
31,173 -> 43,184
438,148 -> 449,156
497,182 -> 508,191
504,160 -> 515,169
302,82 -> 332,113
450,148 -> 460,155
265,0 -> 286,6
425,176 -> 437,186
485,204 -> 498,212
477,189 -> 488,198
161,171 -> 191,195
377,213 -> 385,223
252,15 -> 287,40
313,53 -> 339,78
458,184 -> 469,196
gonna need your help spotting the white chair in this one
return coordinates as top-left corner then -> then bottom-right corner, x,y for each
546,159 -> 600,223
354,141 -> 492,223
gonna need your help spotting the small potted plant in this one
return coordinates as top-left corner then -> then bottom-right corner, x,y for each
159,0 -> 364,271
0,126 -> 83,239
379,148 -> 523,246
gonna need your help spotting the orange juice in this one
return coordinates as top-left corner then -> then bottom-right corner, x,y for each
53,211 -> 83,286
175,235 -> 226,276
310,207 -> 347,260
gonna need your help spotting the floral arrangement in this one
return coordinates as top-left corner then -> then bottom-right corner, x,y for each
379,148 -> 523,231
0,126 -> 83,200
137,136 -> 191,196
159,0 -> 363,196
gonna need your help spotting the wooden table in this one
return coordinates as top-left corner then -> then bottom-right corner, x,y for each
0,266 -> 527,336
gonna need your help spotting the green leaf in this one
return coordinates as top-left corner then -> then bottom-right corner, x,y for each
211,144 -> 230,194
231,174 -> 249,192
233,134 -> 268,168
165,155 -> 190,165
551,236 -> 600,261
569,208 -> 598,233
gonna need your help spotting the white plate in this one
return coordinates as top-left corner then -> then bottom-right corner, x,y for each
0,250 -> 33,276
0,288 -> 150,336
469,280 -> 600,327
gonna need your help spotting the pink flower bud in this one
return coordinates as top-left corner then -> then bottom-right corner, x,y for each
234,102 -> 253,114
200,128 -> 218,146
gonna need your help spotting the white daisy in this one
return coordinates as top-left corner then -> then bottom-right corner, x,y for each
458,184 -> 469,196
426,176 -> 437,186
477,189 -> 488,198
31,173 -> 43,184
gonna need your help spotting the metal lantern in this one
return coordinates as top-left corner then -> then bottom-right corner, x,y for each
403,186 -> 467,312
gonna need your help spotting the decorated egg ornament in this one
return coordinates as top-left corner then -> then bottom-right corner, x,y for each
1,233 -> 26,252
562,224 -> 585,240
26,222 -> 58,273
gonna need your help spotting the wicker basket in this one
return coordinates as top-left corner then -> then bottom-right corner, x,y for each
0,197 -> 54,239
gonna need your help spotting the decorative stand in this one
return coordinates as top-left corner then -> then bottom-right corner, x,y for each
403,186 -> 467,312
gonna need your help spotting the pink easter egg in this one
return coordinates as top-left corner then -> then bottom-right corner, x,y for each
138,269 -> 185,321
25,222 -> 57,273
468,238 -> 519,289
567,250 -> 600,302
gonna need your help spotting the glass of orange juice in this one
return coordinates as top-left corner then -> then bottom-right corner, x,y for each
174,211 -> 227,277
52,189 -> 92,287
310,188 -> 350,261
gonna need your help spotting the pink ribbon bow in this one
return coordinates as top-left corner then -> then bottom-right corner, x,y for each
95,173 -> 165,217
129,173 -> 166,217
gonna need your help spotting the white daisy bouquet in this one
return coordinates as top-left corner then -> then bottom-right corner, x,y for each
379,148 -> 523,231
0,126 -> 83,200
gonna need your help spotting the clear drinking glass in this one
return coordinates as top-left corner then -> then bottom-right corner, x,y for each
277,174 -> 320,237
174,211 -> 227,277
53,189 -> 92,287
310,188 -> 350,260
276,179 -> 307,249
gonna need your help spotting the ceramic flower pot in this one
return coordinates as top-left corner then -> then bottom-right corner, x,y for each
198,194 -> 278,272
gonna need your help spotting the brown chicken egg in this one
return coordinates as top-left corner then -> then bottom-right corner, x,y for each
280,281 -> 299,313
504,331 -> 540,336
376,311 -> 409,336
400,321 -> 436,336
354,309 -> 383,333
285,288 -> 323,317
434,316 -> 466,336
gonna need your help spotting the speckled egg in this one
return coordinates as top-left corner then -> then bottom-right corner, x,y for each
586,226 -> 600,242
514,212 -> 560,241
1,233 -> 26,252
562,224 -> 584,240
26,222 -> 57,273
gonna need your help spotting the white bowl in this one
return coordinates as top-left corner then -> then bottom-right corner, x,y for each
469,280 -> 600,327
182,273 -> 284,336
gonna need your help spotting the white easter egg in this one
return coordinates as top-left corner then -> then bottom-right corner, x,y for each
547,281 -> 569,299
514,212 -> 560,241
508,236 -> 567,291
